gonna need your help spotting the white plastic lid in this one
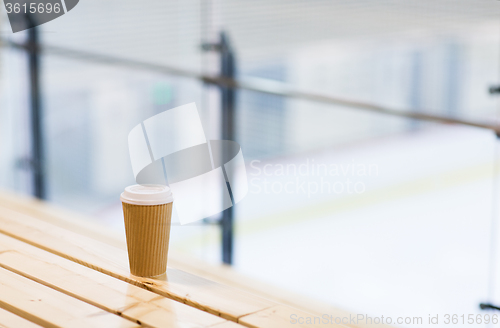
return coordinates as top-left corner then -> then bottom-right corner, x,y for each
120,184 -> 173,205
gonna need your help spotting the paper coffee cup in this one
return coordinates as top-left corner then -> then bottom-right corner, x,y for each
120,184 -> 174,277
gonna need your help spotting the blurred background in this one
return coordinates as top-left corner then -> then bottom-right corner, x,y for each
1,0 -> 500,326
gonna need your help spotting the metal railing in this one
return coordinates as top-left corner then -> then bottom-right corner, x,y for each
5,38 -> 500,133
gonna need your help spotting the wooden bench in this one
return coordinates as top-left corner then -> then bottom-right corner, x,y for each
0,191 -> 381,328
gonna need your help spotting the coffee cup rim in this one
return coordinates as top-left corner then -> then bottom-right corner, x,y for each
120,184 -> 174,205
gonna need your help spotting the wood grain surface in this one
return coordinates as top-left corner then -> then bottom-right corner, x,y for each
0,205 -> 275,322
0,233 -> 235,328
0,308 -> 42,328
0,192 -> 369,328
0,267 -> 139,328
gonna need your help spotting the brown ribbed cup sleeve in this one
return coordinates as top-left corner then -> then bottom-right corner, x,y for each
122,202 -> 173,277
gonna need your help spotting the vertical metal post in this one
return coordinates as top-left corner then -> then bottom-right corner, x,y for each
26,16 -> 45,199
219,32 -> 236,265
444,42 -> 460,117
201,32 -> 236,264
409,51 -> 422,130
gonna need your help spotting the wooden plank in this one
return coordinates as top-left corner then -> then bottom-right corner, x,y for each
211,322 -> 246,328
0,233 -> 234,328
0,192 -> 377,328
0,205 -> 275,322
0,267 -> 139,328
0,308 -> 42,328
239,305 -> 346,328
123,298 -> 230,328
167,254 -> 385,328
0,190 -> 126,249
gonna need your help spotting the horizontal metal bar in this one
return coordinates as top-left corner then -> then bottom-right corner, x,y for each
237,77 -> 500,132
4,40 -> 500,133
